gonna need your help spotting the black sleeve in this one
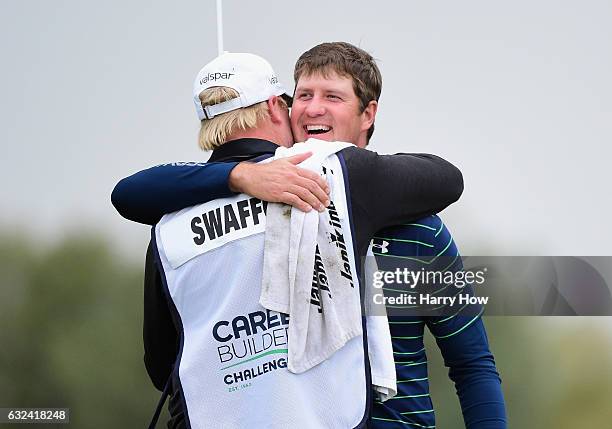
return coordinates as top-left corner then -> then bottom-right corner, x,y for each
143,240 -> 180,392
341,147 -> 463,242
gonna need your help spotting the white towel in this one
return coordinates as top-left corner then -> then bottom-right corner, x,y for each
260,139 -> 397,401
260,139 -> 357,373
364,247 -> 397,402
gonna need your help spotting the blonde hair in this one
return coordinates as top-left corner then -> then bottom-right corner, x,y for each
197,87 -> 284,150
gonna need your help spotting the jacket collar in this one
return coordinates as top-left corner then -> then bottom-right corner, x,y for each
208,138 -> 279,162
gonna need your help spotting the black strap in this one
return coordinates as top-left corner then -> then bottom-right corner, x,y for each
147,376 -> 171,429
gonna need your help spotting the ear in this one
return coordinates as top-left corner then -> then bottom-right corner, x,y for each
267,96 -> 284,125
360,100 -> 378,132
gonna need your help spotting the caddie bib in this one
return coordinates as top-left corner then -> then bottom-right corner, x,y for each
154,152 -> 368,429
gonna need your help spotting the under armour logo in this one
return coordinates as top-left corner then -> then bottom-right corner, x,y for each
372,241 -> 389,254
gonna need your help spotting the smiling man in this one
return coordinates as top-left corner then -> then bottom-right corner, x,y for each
112,42 -> 506,428
290,43 -> 507,428
112,48 -> 464,428
292,51 -> 379,147
294,72 -> 374,143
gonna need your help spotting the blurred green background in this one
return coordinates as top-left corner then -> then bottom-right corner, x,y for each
2,0 -> 611,427
1,232 -> 611,428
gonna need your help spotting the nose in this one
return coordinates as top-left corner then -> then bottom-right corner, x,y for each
305,95 -> 325,117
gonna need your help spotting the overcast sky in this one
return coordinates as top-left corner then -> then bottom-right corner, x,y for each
1,0 -> 610,260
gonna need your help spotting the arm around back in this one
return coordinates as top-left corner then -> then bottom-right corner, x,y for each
111,162 -> 238,225
111,154 -> 331,225
342,147 -> 464,236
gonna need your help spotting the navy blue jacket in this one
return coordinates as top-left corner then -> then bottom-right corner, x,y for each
111,139 -> 506,428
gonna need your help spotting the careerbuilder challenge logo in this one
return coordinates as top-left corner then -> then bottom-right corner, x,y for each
212,310 -> 289,392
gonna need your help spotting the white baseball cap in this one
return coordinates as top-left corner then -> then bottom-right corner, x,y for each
193,52 -> 292,121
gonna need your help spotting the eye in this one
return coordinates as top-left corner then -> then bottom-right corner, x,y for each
296,92 -> 312,100
327,94 -> 342,100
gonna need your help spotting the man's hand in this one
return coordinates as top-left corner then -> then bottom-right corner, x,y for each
228,152 -> 330,212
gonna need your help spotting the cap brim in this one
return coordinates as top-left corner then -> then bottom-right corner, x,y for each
281,92 -> 293,107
